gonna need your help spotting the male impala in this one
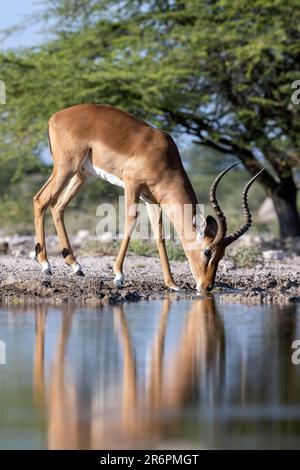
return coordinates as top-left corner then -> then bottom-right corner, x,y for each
33,104 -> 263,292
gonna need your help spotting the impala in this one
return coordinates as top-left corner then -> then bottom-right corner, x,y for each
33,104 -> 263,292
33,298 -> 224,449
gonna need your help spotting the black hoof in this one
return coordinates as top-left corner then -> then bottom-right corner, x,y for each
42,269 -> 52,276
74,270 -> 85,277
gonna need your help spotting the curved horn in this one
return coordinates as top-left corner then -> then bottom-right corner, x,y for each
210,162 -> 240,246
224,169 -> 264,247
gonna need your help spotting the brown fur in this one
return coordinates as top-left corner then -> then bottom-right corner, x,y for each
33,104 -> 227,291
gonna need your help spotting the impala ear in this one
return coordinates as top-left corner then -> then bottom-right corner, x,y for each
204,215 -> 218,240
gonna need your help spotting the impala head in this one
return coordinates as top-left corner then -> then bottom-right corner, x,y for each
195,163 -> 264,293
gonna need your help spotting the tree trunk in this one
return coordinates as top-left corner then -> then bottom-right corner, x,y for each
271,177 -> 300,239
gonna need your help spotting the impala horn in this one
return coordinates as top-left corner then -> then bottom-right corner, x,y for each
209,161 -> 241,246
223,169 -> 264,247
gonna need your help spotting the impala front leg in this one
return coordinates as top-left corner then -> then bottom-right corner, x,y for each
145,202 -> 179,291
113,182 -> 140,286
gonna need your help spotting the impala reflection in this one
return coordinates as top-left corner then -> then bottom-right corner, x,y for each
33,298 -> 225,449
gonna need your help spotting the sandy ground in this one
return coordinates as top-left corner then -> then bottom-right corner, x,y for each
0,252 -> 299,305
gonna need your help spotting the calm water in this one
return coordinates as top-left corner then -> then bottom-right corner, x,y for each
1,298 -> 300,450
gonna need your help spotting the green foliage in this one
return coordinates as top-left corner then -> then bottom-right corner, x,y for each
2,0 -> 300,168
79,240 -> 121,256
227,246 -> 263,268
166,241 -> 185,261
128,239 -> 158,257
80,237 -> 185,260
66,177 -> 121,212
0,173 -> 50,234
0,196 -> 33,234
1,0 -> 300,237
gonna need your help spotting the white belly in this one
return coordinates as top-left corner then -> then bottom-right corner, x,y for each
83,158 -> 150,202
84,159 -> 124,189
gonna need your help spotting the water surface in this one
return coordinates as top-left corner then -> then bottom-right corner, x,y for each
1,298 -> 300,449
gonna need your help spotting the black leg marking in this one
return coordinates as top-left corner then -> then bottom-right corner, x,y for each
35,243 -> 42,256
62,248 -> 69,258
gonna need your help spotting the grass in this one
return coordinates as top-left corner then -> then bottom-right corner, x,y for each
78,240 -> 120,256
226,246 -> 263,268
79,238 -> 186,261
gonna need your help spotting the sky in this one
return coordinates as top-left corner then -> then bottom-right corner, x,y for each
0,0 -> 43,49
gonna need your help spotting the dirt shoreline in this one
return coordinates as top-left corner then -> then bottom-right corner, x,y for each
0,253 -> 299,305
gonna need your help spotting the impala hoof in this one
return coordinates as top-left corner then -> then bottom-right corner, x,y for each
42,269 -> 52,276
73,270 -> 85,277
170,285 -> 180,292
71,262 -> 84,276
41,261 -> 52,276
165,280 -> 180,291
114,273 -> 124,286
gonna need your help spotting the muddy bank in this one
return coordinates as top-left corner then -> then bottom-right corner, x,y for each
0,253 -> 299,305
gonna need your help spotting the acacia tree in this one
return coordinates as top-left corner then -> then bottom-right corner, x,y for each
1,0 -> 299,238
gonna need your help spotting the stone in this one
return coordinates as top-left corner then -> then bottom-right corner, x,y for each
99,231 -> 114,243
263,250 -> 285,261
220,260 -> 235,271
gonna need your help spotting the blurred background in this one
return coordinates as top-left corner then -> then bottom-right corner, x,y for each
0,0 -> 299,245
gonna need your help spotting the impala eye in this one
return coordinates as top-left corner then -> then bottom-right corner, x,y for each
204,248 -> 212,259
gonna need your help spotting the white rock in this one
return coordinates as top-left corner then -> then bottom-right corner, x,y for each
11,249 -> 26,257
99,232 -> 113,243
220,260 -> 235,271
263,250 -> 285,261
76,229 -> 90,240
29,251 -> 37,260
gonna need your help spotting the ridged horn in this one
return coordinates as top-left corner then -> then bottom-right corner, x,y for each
209,162 -> 241,246
223,169 -> 265,247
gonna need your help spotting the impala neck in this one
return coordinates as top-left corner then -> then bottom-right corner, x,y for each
160,172 -> 204,285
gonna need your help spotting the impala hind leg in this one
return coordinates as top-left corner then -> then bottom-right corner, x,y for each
145,202 -> 179,291
50,170 -> 88,276
33,172 -> 74,274
113,183 -> 141,286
